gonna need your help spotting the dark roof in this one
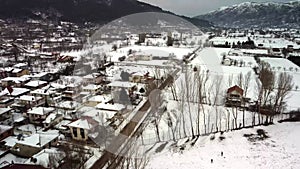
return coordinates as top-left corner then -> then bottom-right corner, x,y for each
1,164 -> 46,169
227,85 -> 244,95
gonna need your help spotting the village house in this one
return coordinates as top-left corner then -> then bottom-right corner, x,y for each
31,72 -> 49,81
1,67 -> 29,78
13,63 -> 28,69
0,98 -> 14,108
11,131 -> 59,158
14,124 -> 42,136
67,116 -> 98,141
0,87 -> 30,98
225,85 -> 250,107
82,84 -> 102,95
56,101 -> 82,120
30,89 -> 57,106
16,95 -> 45,109
62,83 -> 81,100
96,102 -> 125,114
83,73 -> 104,84
11,68 -> 30,77
54,120 -> 71,134
24,148 -> 65,169
31,72 -> 60,83
108,81 -> 137,91
0,108 -> 12,121
0,125 -> 13,141
85,95 -> 112,107
1,76 -> 31,88
42,113 -> 63,129
27,107 -> 55,124
129,72 -> 153,83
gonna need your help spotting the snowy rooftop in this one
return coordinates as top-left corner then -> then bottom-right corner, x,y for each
16,131 -> 59,148
0,153 -> 27,168
54,120 -> 71,130
96,103 -> 125,112
67,118 -> 98,130
43,113 -> 61,124
2,136 -> 19,148
0,125 -> 13,135
1,76 -> 30,83
57,101 -> 81,109
82,84 -> 102,90
83,73 -> 102,79
48,83 -> 67,90
11,68 -> 23,73
18,95 -> 42,102
30,88 -> 56,96
0,87 -> 30,97
88,95 -> 112,103
16,124 -> 42,135
32,72 -> 49,78
27,107 -> 55,115
0,107 -> 11,115
108,81 -> 136,88
82,107 -> 116,125
24,148 -> 64,168
13,63 -> 27,68
25,80 -> 48,87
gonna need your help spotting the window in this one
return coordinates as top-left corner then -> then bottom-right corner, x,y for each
73,128 -> 78,138
80,128 -> 85,139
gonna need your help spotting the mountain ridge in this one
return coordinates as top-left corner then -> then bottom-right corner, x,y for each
195,1 -> 300,28
0,0 -> 212,27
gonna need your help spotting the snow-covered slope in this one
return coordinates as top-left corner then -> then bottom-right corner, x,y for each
147,122 -> 300,169
195,1 -> 300,28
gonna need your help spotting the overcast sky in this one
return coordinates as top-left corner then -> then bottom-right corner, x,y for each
139,0 -> 288,17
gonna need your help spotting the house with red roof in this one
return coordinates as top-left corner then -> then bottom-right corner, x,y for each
225,85 -> 246,107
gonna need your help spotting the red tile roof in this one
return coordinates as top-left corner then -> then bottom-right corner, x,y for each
227,85 -> 244,95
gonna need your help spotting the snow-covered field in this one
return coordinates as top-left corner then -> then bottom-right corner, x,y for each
146,122 -> 300,169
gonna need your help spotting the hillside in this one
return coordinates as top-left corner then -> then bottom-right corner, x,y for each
0,0 -> 212,27
147,122 -> 300,169
195,1 -> 300,28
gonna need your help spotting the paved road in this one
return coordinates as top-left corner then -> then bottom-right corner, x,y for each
90,68 -> 180,169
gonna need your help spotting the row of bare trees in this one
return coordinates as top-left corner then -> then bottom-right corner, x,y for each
144,62 -> 294,144
257,61 -> 294,123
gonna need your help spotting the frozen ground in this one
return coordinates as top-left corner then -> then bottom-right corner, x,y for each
146,122 -> 300,169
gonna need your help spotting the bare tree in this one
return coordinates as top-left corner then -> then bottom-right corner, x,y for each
243,71 -> 252,97
195,69 -> 210,135
242,71 -> 252,127
212,75 -> 223,132
273,72 -> 294,114
258,62 -> 275,107
58,143 -> 91,169
236,72 -> 243,88
184,70 -> 195,137
149,89 -> 164,142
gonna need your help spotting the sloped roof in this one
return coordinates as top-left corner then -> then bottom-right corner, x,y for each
16,131 -> 59,148
27,107 -> 55,115
67,116 -> 98,130
227,85 -> 244,95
